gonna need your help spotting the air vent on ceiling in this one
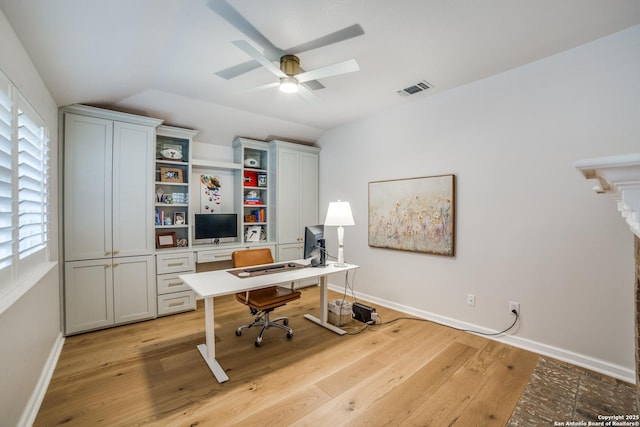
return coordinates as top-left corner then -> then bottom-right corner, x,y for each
397,80 -> 433,97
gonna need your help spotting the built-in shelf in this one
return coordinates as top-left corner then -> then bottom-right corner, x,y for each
575,153 -> 640,238
192,158 -> 242,170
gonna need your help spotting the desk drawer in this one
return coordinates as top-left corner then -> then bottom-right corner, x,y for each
156,252 -> 195,274
197,249 -> 235,263
157,273 -> 191,295
158,290 -> 196,316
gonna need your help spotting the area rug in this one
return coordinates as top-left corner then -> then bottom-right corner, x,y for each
508,358 -> 637,426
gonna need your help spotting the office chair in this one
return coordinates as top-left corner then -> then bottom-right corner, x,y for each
232,248 -> 302,347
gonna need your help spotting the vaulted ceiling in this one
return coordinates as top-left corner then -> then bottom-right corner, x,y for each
1,0 -> 639,145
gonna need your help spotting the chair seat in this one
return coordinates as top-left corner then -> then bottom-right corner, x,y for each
235,286 -> 301,311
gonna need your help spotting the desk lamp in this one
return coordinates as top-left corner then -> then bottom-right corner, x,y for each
324,201 -> 355,267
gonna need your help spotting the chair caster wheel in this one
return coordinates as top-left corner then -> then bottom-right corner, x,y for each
287,332 -> 293,339
235,330 -> 242,336
254,340 -> 262,347
283,319 -> 289,326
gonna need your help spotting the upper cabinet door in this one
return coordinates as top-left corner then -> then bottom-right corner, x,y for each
64,113 -> 113,261
112,121 -> 155,257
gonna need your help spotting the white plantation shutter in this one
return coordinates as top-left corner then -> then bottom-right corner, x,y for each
0,68 -> 50,298
18,100 -> 48,259
0,73 -> 13,274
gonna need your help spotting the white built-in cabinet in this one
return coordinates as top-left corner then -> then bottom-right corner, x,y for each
269,141 -> 320,262
62,105 -> 162,335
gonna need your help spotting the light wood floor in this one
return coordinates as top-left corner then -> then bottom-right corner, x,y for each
35,287 -> 540,426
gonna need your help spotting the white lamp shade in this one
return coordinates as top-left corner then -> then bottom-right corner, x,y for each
324,201 -> 355,226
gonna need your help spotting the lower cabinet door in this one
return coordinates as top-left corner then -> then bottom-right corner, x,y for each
113,255 -> 157,324
65,259 -> 114,335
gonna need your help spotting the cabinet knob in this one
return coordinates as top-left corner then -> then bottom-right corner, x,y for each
105,263 -> 112,268
113,250 -> 120,255
105,251 -> 112,256
113,262 -> 120,267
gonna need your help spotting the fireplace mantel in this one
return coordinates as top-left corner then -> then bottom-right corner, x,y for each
575,154 -> 640,238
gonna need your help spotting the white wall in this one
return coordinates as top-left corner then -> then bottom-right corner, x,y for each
318,25 -> 640,381
0,9 -> 61,427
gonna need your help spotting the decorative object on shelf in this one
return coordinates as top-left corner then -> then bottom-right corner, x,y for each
324,200 -> 355,267
244,190 -> 261,205
160,167 -> 183,183
156,187 -> 165,203
160,147 -> 183,160
164,217 -> 173,226
177,238 -> 188,247
156,231 -> 177,248
162,194 -> 173,204
245,225 -> 264,242
368,174 -> 455,256
245,214 -> 257,223
257,172 -> 267,187
174,212 -> 185,225
244,157 -> 260,168
200,174 -> 222,213
243,170 -> 257,186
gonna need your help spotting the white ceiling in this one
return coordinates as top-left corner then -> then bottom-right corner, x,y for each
1,0 -> 640,145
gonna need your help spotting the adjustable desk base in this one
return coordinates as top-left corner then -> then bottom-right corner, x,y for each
197,344 -> 229,383
304,314 -> 346,335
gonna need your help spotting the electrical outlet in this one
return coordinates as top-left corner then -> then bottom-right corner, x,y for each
509,301 -> 520,315
466,294 -> 476,307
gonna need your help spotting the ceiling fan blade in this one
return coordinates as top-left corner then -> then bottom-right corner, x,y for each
231,40 -> 286,78
208,0 -> 283,60
296,59 -> 360,83
215,60 -> 262,80
297,84 -> 323,103
240,82 -> 280,94
287,24 -> 365,55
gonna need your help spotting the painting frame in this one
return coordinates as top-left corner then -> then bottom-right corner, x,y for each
368,174 -> 455,256
156,231 -> 177,249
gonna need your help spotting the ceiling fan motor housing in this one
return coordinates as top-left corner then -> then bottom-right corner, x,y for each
280,55 -> 300,76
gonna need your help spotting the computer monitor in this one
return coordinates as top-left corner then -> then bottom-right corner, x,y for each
303,224 -> 325,266
194,213 -> 238,241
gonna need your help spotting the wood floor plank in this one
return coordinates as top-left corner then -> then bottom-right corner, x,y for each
34,288 -> 543,426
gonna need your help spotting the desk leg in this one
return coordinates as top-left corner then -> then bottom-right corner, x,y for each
304,274 -> 346,335
196,296 -> 229,383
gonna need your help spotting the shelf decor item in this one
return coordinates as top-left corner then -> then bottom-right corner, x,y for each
160,167 -> 183,183
174,212 -> 186,225
257,172 -> 267,187
156,231 -> 177,248
368,174 -> 455,256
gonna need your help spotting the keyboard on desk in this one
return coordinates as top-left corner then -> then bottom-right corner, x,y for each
243,263 -> 287,273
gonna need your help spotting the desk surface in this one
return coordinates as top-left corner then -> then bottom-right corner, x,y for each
180,259 -> 358,298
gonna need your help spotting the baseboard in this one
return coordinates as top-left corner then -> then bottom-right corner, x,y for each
18,332 -> 65,427
328,284 -> 635,384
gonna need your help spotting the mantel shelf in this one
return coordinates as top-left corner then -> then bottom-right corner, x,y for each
575,153 -> 640,238
192,158 -> 242,170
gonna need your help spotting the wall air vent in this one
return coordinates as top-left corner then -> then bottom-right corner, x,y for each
397,80 -> 433,97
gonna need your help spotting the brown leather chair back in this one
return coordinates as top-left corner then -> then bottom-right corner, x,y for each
232,248 -> 274,268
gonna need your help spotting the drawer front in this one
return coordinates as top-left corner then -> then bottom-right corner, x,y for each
156,252 -> 195,274
157,273 -> 191,295
157,290 -> 196,316
196,249 -> 235,263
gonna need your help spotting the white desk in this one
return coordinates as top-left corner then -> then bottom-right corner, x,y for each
179,259 -> 359,383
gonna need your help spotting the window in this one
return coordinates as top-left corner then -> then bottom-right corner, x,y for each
0,69 -> 50,296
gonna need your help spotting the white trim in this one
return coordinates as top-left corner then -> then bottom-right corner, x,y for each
0,261 -> 57,315
329,283 -> 636,384
18,332 -> 65,427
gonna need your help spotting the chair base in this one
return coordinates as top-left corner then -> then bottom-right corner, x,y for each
235,309 -> 293,347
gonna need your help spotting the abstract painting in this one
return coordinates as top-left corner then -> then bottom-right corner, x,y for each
368,174 -> 455,256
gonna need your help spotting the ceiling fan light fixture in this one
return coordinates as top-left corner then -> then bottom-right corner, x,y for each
279,76 -> 299,93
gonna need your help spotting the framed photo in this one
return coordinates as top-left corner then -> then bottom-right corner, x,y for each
245,225 -> 263,242
173,212 -> 186,225
156,231 -> 177,248
160,167 -> 183,183
368,174 -> 455,256
257,173 -> 267,187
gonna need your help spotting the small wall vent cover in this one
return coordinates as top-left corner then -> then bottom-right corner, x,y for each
397,80 -> 433,97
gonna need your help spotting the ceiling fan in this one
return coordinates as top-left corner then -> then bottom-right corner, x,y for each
230,39 -> 360,98
208,0 -> 364,93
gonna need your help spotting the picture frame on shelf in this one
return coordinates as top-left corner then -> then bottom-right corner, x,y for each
156,231 -> 177,248
257,173 -> 267,187
173,212 -> 186,225
245,225 -> 263,242
160,167 -> 183,183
